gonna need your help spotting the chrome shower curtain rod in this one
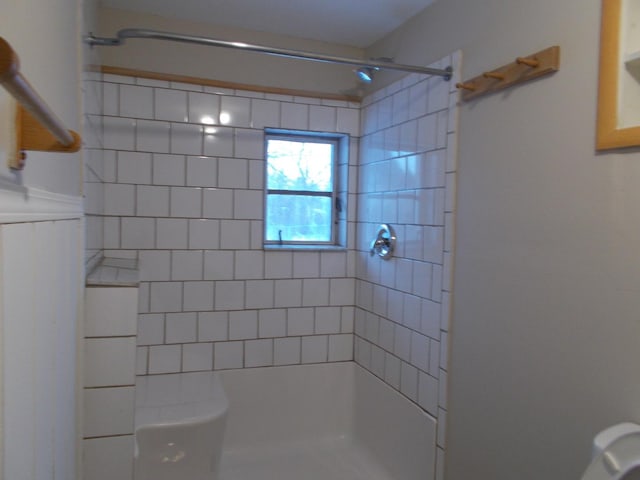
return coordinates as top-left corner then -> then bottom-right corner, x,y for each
87,29 -> 452,80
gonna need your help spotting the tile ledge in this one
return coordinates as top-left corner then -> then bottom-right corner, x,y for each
86,257 -> 139,287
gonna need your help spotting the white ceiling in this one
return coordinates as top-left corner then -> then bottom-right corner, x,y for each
99,0 -> 436,48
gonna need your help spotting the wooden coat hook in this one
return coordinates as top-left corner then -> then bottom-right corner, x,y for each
455,82 -> 476,91
516,57 -> 540,68
483,71 -> 506,81
457,45 -> 560,101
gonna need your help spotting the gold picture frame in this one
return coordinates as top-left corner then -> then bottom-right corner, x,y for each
597,0 -> 640,150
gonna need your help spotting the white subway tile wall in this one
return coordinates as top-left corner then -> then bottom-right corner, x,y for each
355,52 -> 460,478
83,285 -> 138,480
84,337 -> 137,387
83,10 -> 129,472
97,61 -> 459,480
84,387 -> 136,437
84,70 -> 105,269
83,436 -> 134,480
100,76 -> 360,376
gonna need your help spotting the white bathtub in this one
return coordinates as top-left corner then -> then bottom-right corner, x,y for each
218,362 -> 437,480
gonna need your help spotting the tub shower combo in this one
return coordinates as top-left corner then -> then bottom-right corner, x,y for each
86,29 -> 458,480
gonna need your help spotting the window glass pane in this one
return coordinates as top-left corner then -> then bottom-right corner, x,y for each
266,194 -> 332,242
267,139 -> 333,192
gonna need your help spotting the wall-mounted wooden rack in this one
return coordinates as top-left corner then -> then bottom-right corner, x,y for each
0,37 -> 81,171
456,46 -> 560,101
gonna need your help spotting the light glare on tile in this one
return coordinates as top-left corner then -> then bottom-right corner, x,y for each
205,127 -> 218,135
201,115 -> 215,125
219,112 -> 231,125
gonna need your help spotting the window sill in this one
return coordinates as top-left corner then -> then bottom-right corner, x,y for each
263,244 -> 348,252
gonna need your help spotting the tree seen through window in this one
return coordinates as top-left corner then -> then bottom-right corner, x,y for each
265,136 -> 336,244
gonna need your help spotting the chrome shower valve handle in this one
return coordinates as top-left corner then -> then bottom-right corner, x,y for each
369,224 -> 396,260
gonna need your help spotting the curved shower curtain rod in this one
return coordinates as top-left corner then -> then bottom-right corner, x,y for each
86,29 -> 453,80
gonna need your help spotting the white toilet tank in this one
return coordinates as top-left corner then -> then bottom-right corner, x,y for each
134,371 -> 228,480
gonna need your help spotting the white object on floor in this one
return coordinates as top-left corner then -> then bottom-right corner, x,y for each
134,371 -> 228,480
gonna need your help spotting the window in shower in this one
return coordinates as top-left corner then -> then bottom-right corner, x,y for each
264,129 -> 346,247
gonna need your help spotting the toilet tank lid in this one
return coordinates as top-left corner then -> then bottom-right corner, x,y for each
135,371 -> 228,429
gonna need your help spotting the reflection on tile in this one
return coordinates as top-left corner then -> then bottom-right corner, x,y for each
188,92 -> 220,125
220,96 -> 251,127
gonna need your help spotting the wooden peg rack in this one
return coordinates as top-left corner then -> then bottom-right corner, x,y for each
456,46 -> 560,101
0,37 -> 81,171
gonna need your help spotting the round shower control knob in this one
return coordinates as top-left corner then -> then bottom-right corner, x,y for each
369,224 -> 396,260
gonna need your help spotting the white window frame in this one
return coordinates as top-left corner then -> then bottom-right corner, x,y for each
264,129 -> 344,247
